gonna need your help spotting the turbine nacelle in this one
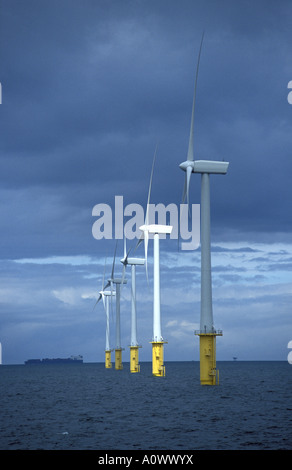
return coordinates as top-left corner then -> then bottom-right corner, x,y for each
121,257 -> 145,266
99,290 -> 115,297
179,160 -> 194,172
179,159 -> 229,175
139,224 -> 173,235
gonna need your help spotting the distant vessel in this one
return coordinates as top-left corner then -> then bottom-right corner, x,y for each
25,355 -> 83,365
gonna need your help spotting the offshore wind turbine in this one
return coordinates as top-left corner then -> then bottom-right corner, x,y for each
121,238 -> 144,373
93,260 -> 115,368
179,33 -> 229,385
138,150 -> 173,377
106,243 -> 127,370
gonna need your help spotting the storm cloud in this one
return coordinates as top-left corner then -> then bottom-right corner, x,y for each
0,0 -> 292,364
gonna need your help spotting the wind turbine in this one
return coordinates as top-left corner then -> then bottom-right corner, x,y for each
120,237 -> 144,373
138,149 -> 173,377
106,242 -> 127,370
93,260 -> 115,368
179,33 -> 229,385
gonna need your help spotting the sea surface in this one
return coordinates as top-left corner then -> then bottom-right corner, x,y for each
0,361 -> 291,451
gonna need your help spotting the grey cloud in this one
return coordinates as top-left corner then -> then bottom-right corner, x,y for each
1,0 -> 292,363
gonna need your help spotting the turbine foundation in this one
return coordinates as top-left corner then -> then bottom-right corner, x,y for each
115,348 -> 123,370
129,345 -> 141,373
195,331 -> 222,385
151,341 -> 167,377
105,350 -> 112,369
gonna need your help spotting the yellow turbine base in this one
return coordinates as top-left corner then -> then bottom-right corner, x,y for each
197,334 -> 221,385
129,346 -> 141,373
115,348 -> 123,370
105,350 -> 112,369
151,341 -> 167,377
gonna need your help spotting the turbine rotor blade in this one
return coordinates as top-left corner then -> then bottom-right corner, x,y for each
186,165 -> 192,213
144,146 -> 157,284
135,228 -> 149,283
120,263 -> 127,295
145,144 -> 158,226
144,229 -> 149,284
182,172 -> 187,204
135,146 -> 158,284
110,280 -> 114,303
93,293 -> 102,311
134,231 -> 144,252
187,31 -> 205,162
121,236 -> 132,265
102,257 -> 107,290
111,240 -> 118,280
101,293 -> 106,311
126,245 -> 132,260
110,281 -> 114,322
181,165 -> 192,214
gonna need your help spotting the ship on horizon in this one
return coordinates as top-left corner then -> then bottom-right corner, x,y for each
25,355 -> 83,365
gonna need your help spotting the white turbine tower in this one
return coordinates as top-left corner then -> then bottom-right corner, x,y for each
138,150 -> 173,377
105,242 -> 127,370
93,260 -> 115,368
121,238 -> 144,373
179,33 -> 229,385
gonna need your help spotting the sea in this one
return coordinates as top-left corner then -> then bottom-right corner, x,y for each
0,361 -> 291,457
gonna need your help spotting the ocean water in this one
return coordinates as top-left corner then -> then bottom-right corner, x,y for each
0,361 -> 291,451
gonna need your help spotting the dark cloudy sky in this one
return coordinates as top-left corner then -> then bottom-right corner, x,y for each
0,0 -> 292,365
